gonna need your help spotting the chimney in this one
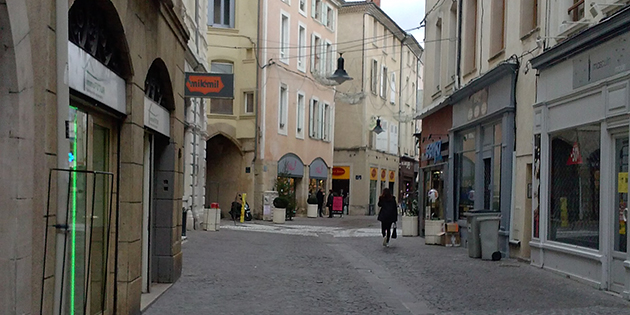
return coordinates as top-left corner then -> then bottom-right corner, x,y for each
370,0 -> 380,7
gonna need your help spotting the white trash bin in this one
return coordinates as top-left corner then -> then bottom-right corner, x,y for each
202,207 -> 221,231
478,216 -> 501,260
273,207 -> 286,224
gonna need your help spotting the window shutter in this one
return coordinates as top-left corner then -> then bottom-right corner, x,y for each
322,4 -> 328,26
331,9 -> 336,31
318,102 -> 324,139
309,99 -> 315,137
311,0 -> 316,18
311,34 -> 315,72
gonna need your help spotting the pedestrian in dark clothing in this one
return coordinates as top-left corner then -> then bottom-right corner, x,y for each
316,188 -> 325,217
377,188 -> 398,246
326,189 -> 334,218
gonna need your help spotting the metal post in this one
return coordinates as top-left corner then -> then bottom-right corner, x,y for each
53,0 -> 70,313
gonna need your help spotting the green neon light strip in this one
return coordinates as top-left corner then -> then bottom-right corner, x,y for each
70,106 -> 77,315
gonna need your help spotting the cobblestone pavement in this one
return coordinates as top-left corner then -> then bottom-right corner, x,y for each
144,216 -> 630,315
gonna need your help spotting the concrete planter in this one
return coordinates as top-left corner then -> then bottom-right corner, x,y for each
425,219 -> 445,245
307,204 -> 318,218
402,215 -> 418,236
273,207 -> 286,224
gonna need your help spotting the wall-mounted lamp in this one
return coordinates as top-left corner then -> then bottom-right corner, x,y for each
328,53 -> 353,84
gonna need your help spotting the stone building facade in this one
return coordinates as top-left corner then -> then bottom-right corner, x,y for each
0,0 -> 188,313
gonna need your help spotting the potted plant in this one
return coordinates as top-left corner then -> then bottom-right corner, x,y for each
402,193 -> 419,237
273,196 -> 289,224
306,195 -> 318,218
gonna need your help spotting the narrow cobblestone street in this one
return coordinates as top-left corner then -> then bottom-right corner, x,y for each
143,217 -> 630,315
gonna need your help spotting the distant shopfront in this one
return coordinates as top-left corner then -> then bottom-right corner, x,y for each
530,9 -> 630,296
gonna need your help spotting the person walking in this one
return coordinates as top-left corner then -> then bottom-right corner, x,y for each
377,188 -> 398,247
326,189 -> 334,218
316,188 -> 325,217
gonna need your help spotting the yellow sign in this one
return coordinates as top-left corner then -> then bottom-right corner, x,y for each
370,167 -> 378,180
619,172 -> 628,193
240,193 -> 247,223
332,166 -> 350,180
389,170 -> 395,182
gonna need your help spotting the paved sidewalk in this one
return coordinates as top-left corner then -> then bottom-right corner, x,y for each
144,217 -> 630,315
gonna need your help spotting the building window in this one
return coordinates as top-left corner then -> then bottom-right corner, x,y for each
210,62 -> 234,114
373,19 -> 378,45
568,0 -> 585,22
244,91 -> 254,114
325,5 -> 334,30
311,34 -> 321,73
281,14 -> 289,63
297,92 -> 305,137
463,0 -> 477,74
279,84 -> 288,132
312,0 -> 322,21
323,103 -> 331,141
298,25 -> 307,72
392,35 -> 396,57
434,17 -> 442,91
448,2 -> 458,82
549,125 -> 600,249
390,72 -> 396,105
456,129 -> 476,219
520,0 -> 538,37
490,0 -> 505,57
309,98 -> 321,139
380,66 -> 388,99
299,0 -> 306,15
325,41 -> 333,75
371,60 -> 378,94
208,0 -> 234,28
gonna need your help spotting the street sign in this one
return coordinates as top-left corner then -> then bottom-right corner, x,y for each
185,72 -> 234,98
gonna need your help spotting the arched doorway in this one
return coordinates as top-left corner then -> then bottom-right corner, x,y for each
59,0 -> 132,313
141,59 -> 175,294
206,134 -> 244,218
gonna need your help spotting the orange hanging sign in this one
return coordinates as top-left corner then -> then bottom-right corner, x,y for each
389,171 -> 395,182
380,169 -> 386,181
370,167 -> 378,180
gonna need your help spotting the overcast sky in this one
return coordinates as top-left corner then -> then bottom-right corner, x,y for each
347,0 -> 426,45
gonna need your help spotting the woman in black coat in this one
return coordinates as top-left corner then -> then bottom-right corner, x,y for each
377,188 -> 397,246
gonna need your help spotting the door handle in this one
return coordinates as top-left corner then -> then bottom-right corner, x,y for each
624,208 -> 628,223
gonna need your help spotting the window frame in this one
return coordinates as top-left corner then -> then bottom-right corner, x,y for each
279,83 -> 289,135
280,11 -> 290,64
208,0 -> 235,28
297,22 -> 307,72
244,91 -> 255,114
296,91 -> 306,139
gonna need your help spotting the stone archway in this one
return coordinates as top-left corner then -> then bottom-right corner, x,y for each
206,134 -> 244,218
0,1 -> 35,314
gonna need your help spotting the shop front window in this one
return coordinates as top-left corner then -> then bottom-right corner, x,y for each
549,125 -> 600,249
309,178 -> 326,197
456,129 -> 476,219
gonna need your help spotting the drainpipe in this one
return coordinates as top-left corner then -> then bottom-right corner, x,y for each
53,0 -> 69,313
254,0 -> 261,164
361,13 -> 368,148
398,36 -> 405,200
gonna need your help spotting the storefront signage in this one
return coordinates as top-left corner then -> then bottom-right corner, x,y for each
68,42 -> 126,114
278,154 -> 304,178
144,97 -> 170,137
309,158 -> 328,179
425,141 -> 443,161
332,166 -> 350,180
370,167 -> 378,180
380,169 -> 386,181
185,72 -> 234,98
388,171 -> 395,182
619,172 -> 628,193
